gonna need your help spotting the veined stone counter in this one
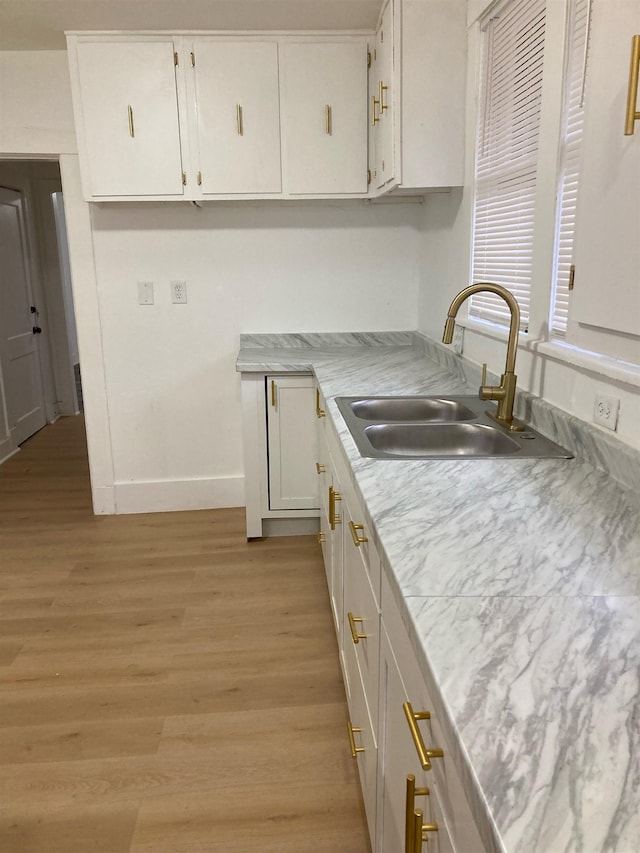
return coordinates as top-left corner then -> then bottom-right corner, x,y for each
237,332 -> 640,853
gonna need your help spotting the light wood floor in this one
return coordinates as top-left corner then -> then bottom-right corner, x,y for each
0,416 -> 370,853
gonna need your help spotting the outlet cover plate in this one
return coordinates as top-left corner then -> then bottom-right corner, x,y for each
593,395 -> 619,430
171,280 -> 187,304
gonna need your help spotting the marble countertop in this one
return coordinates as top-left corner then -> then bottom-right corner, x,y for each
237,333 -> 640,853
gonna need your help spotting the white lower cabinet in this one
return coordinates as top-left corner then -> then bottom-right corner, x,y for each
317,385 -> 486,852
344,633 -> 379,843
378,627 -> 454,853
240,372 -> 319,538
266,375 -> 319,511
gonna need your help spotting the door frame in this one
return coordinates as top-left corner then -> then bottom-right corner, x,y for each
0,179 -> 49,447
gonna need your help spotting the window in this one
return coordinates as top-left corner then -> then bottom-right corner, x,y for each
550,0 -> 592,336
470,0 -> 546,331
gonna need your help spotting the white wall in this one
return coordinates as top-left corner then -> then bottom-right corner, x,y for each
0,49 -> 422,513
90,199 -> 421,512
0,51 -> 76,154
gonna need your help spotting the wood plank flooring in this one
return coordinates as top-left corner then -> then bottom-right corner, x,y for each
0,417 -> 370,853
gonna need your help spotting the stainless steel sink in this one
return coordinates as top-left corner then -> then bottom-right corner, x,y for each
364,423 -> 521,457
347,397 -> 477,422
335,395 -> 573,460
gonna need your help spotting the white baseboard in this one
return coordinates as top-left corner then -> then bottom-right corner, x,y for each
112,475 -> 245,515
0,442 -> 19,466
91,485 -> 116,515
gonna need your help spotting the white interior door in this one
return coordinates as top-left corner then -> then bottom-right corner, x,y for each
0,187 -> 47,445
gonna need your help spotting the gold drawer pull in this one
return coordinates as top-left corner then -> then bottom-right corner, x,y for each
625,35 -> 640,135
405,775 -> 430,853
236,104 -> 244,136
325,104 -> 332,135
317,531 -> 326,544
316,462 -> 326,474
347,721 -> 365,758
127,104 -> 135,137
349,520 -> 368,547
316,388 -> 325,418
380,80 -> 388,112
403,702 -> 444,771
348,611 -> 367,644
371,95 -> 380,125
412,809 -> 438,852
329,486 -> 341,530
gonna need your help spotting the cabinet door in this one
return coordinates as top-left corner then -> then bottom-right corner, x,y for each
374,1 -> 396,190
343,494 -> 380,732
281,41 -> 368,194
73,39 -> 185,198
192,40 -> 282,195
378,628 -> 454,853
266,375 -> 319,511
568,0 -> 640,351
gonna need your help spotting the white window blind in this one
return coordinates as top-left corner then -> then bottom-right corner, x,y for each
471,0 -> 546,330
551,0 -> 592,336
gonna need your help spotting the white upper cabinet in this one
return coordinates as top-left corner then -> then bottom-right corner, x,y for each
371,1 -> 395,190
69,37 -> 186,199
190,40 -> 282,196
568,0 -> 640,361
280,41 -> 368,195
67,32 -> 368,201
369,0 -> 467,195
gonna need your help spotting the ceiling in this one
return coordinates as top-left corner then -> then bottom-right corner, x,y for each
0,0 -> 383,50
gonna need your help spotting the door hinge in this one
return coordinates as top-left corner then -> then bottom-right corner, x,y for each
197,171 -> 202,186
182,172 -> 187,186
367,50 -> 372,68
174,51 -> 179,67
568,263 -> 576,291
190,51 -> 195,68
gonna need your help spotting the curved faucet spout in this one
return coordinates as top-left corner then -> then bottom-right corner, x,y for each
442,282 -> 523,430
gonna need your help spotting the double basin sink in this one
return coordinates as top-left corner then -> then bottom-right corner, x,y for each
336,395 -> 573,460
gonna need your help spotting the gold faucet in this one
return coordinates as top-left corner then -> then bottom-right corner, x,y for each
442,283 -> 524,431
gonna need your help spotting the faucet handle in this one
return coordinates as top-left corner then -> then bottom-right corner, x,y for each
481,362 -> 487,386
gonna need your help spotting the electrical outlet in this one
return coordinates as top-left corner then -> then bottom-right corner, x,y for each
593,395 -> 620,431
171,280 -> 187,304
137,281 -> 154,305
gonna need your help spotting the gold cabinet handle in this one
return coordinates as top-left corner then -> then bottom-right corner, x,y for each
347,721 -> 365,758
325,104 -> 332,135
237,104 -> 244,136
412,809 -> 438,853
315,388 -> 325,418
316,462 -> 326,474
349,520 -> 368,547
348,611 -> 367,644
127,104 -> 135,137
317,531 -> 326,544
329,486 -> 341,530
405,775 -> 430,853
371,95 -> 380,125
625,35 -> 640,135
403,702 -> 444,771
380,80 -> 388,112
270,379 -> 276,407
